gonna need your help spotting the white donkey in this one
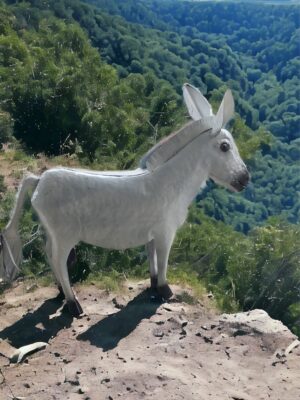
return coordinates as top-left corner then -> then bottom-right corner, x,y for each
0,84 -> 249,317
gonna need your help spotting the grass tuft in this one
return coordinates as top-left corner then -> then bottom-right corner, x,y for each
84,269 -> 127,293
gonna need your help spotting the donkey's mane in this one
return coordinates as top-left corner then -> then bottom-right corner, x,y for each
140,118 -> 213,171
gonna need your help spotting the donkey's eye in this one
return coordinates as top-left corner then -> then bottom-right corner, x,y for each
220,142 -> 230,152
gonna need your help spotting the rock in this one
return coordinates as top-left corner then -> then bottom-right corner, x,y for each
284,339 -> 300,356
167,316 -> 183,330
271,350 -> 287,367
162,304 -> 187,313
229,390 -> 251,400
0,354 -> 10,368
214,333 -> 229,345
65,373 -> 80,386
0,339 -> 16,359
153,329 -> 164,338
270,340 -> 299,365
101,378 -> 111,384
10,342 -> 48,363
195,331 -> 213,343
112,296 -> 126,309
26,283 -> 38,292
232,328 -> 250,337
78,387 -> 89,394
203,335 -> 213,344
219,309 -> 296,337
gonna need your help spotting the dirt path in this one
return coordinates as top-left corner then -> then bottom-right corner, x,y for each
0,281 -> 299,400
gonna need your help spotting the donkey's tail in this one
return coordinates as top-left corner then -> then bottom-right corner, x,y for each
0,174 -> 40,281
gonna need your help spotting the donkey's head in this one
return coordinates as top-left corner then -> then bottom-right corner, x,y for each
183,84 -> 250,192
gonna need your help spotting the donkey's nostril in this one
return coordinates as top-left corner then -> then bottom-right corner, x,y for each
239,170 -> 250,186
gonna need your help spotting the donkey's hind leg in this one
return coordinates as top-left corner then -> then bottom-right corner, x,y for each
45,234 -> 77,300
51,241 -> 83,318
155,238 -> 173,301
45,236 -> 63,298
45,235 -> 65,300
57,248 -> 77,298
146,240 -> 158,289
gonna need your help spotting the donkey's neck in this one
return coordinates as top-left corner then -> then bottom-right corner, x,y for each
153,133 -> 210,208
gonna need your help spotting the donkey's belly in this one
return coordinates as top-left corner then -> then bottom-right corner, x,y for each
79,203 -> 161,250
82,227 -> 152,250
79,199 -> 187,250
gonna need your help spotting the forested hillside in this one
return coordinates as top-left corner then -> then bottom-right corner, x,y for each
0,0 -> 299,335
3,0 -> 298,230
85,0 -> 300,230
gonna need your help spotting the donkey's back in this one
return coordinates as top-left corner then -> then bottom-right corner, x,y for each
31,167 -> 163,250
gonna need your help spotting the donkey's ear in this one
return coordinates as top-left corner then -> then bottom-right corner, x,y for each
215,89 -> 235,129
183,83 -> 212,121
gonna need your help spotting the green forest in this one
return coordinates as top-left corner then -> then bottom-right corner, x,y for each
0,0 -> 299,335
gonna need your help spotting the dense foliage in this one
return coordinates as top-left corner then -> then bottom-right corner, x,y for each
0,7 -> 186,164
84,0 -> 300,229
0,0 -> 299,335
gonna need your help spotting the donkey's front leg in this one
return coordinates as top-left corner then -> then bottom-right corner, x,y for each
54,248 -> 77,300
155,239 -> 173,301
146,240 -> 158,289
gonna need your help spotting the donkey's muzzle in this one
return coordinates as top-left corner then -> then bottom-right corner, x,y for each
231,170 -> 250,192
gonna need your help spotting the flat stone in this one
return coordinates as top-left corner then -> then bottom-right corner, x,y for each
219,309 -> 296,337
0,339 -> 16,359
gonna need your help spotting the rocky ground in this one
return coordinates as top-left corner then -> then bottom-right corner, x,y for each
0,280 -> 299,400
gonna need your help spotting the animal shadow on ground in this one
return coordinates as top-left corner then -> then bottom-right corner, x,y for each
0,295 -> 73,348
77,289 -> 161,351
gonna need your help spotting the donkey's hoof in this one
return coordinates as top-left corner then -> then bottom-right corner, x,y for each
157,284 -> 173,301
67,299 -> 83,318
150,276 -> 158,289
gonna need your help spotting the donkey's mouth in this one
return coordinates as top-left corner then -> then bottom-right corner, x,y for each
230,173 -> 250,192
230,180 -> 246,192
210,171 -> 250,193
